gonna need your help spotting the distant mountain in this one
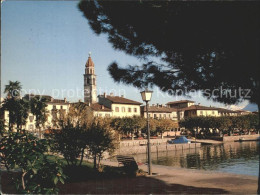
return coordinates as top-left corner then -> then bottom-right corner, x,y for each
243,103 -> 258,112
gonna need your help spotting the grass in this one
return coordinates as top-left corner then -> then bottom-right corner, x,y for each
46,154 -> 93,167
46,154 -> 132,183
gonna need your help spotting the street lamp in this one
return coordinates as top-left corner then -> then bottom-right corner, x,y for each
140,89 -> 153,175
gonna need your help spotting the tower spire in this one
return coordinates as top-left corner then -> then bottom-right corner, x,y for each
84,53 -> 97,104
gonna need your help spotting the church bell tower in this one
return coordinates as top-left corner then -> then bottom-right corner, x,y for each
84,52 -> 97,104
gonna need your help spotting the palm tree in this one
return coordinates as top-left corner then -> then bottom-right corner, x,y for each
4,81 -> 22,99
29,96 -> 48,138
1,96 -> 29,131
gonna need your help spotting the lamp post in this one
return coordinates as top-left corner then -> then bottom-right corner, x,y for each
140,89 -> 153,175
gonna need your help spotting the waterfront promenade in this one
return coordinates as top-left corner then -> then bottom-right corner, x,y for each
98,159 -> 258,194
54,158 -> 258,194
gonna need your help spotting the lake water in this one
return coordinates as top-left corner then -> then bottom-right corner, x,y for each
133,141 -> 259,176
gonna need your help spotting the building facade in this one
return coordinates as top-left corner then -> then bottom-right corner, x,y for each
141,104 -> 178,121
182,105 -> 219,117
98,94 -> 141,117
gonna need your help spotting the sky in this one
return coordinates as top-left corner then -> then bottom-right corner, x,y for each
1,1 -> 250,109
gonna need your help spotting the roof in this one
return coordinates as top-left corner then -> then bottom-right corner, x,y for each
166,100 -> 195,105
48,99 -> 69,104
23,94 -> 69,104
141,105 -> 177,113
217,108 -> 238,113
182,105 -> 219,111
90,103 -> 112,112
86,56 -> 94,67
103,95 -> 142,105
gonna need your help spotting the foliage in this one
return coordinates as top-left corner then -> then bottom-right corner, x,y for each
0,118 -> 5,135
111,117 -> 178,137
79,1 -> 259,105
1,98 -> 29,130
29,96 -> 48,130
0,130 -> 66,194
4,80 -> 22,99
60,102 -> 93,128
110,116 -> 145,137
179,114 -> 259,137
86,121 -> 115,170
46,124 -> 88,167
154,118 -> 178,137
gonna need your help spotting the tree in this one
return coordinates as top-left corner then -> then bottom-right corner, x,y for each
246,114 -> 259,133
79,1 -> 260,191
1,81 -> 28,130
47,124 -> 88,167
0,130 -> 66,193
154,119 -> 178,138
110,117 -> 145,139
1,97 -> 29,130
63,102 -> 93,128
131,116 -> 146,137
147,118 -> 159,136
215,116 -> 232,136
78,1 -> 259,105
4,81 -> 22,99
86,121 -> 115,170
28,96 -> 48,138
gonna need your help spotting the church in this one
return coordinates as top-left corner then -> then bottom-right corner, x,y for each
84,54 -> 142,118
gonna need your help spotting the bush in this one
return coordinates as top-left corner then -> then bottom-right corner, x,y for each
46,124 -> 88,167
86,121 -> 115,170
0,130 -> 66,194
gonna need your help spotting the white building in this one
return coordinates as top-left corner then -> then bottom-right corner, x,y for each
98,94 -> 141,117
141,104 -> 178,121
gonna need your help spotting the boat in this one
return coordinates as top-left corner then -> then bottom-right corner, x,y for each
168,136 -> 191,144
239,137 -> 245,142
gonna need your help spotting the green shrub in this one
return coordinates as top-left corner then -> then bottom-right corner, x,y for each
0,130 -> 66,194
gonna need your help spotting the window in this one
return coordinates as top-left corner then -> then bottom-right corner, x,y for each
115,107 -> 119,112
93,78 -> 96,85
105,114 -> 110,117
212,111 -> 214,114
159,114 -> 162,118
154,114 -> 157,118
200,111 -> 203,115
134,108 -> 137,113
60,106 -> 63,110
53,105 -> 56,109
87,78 -> 90,84
122,107 -> 125,112
128,107 -> 132,112
29,116 -> 34,122
148,114 -> 151,118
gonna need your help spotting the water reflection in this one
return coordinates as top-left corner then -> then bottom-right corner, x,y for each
133,142 -> 259,176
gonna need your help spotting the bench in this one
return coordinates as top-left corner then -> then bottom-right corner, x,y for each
116,155 -> 139,168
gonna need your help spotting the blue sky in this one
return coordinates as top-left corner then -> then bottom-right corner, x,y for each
1,1 -> 249,109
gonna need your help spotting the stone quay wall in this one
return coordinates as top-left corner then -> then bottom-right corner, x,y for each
119,138 -> 171,147
116,141 -> 201,155
223,134 -> 259,142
